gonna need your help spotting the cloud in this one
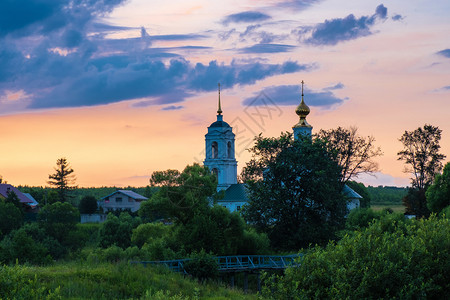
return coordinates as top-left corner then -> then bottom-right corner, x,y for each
324,82 -> 345,90
242,84 -> 346,108
161,105 -> 184,111
188,61 -> 312,92
222,11 -> 271,25
275,0 -> 323,11
391,14 -> 404,21
297,4 -> 388,46
437,49 -> 450,58
238,43 -> 295,53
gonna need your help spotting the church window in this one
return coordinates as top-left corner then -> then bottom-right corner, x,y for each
237,206 -> 241,211
212,168 -> 218,179
227,141 -> 232,158
212,142 -> 218,158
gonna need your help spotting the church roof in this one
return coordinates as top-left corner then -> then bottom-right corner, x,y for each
209,120 -> 231,128
220,184 -> 249,202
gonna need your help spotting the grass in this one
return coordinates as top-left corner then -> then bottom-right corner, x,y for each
371,204 -> 405,213
5,261 -> 263,299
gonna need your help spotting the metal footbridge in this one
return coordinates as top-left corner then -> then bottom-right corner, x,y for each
132,254 -> 302,274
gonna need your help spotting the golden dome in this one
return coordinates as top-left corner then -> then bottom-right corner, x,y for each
293,81 -> 312,128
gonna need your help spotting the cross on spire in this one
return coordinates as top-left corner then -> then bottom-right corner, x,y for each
217,83 -> 223,115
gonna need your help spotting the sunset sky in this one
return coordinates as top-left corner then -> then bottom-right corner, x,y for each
0,0 -> 449,187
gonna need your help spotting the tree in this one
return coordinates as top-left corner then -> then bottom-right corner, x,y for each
398,124 -> 446,216
241,133 -> 347,250
398,124 -> 446,190
78,195 -> 98,214
98,212 -> 141,249
37,202 -> 79,245
317,126 -> 382,184
0,201 -> 23,237
426,162 -> 450,213
48,157 -> 76,203
143,163 -> 217,225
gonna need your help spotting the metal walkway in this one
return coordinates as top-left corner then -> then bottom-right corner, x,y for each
131,254 -> 302,274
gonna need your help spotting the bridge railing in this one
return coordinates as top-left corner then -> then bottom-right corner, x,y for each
131,254 -> 302,274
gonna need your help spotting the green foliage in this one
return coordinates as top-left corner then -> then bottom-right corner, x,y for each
146,163 -> 217,225
345,208 -> 380,230
0,264 -> 61,299
132,222 -> 170,248
184,250 -> 219,281
47,157 -> 77,202
346,181 -> 371,208
366,185 -> 407,205
7,261 -> 257,299
78,195 -> 98,214
426,162 -> 450,213
98,212 -> 142,249
0,200 -> 23,237
264,215 -> 450,299
242,133 -> 347,250
0,226 -> 52,265
403,188 -> 429,217
38,202 -> 80,245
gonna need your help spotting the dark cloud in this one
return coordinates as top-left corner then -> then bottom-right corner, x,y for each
188,61 -> 311,92
298,4 -> 388,46
161,105 -> 184,111
275,0 -> 323,11
437,49 -> 450,58
0,0 -> 128,38
222,11 -> 271,25
391,14 -> 404,21
239,43 -> 295,53
242,85 -> 346,108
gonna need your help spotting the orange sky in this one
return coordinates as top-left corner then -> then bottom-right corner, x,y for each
0,0 -> 449,187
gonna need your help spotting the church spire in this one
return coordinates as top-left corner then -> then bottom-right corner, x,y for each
293,80 -> 313,139
217,83 -> 223,115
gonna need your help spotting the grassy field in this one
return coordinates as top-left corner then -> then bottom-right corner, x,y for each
2,261 -> 262,300
371,204 -> 405,213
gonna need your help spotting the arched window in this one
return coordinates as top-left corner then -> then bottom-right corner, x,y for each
227,141 -> 232,158
212,142 -> 218,159
212,168 -> 218,179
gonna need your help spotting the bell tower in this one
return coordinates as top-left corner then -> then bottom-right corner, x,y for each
204,84 -> 238,191
293,80 -> 313,139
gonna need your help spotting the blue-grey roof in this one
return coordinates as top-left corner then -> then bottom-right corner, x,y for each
101,190 -> 148,201
219,184 -> 249,203
209,120 -> 231,128
343,185 -> 362,199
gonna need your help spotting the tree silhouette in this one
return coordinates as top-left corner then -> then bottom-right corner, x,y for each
48,157 -> 76,203
398,124 -> 446,217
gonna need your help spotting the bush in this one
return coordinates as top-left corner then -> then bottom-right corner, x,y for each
78,195 -> 98,214
0,200 -> 23,237
38,202 -> 80,244
98,212 -> 142,249
264,215 -> 450,299
131,222 -> 170,248
0,264 -> 61,299
184,250 -> 219,281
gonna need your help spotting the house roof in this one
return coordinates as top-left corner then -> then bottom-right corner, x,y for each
343,184 -> 363,199
0,184 -> 33,204
101,190 -> 148,201
23,193 -> 39,207
219,184 -> 249,203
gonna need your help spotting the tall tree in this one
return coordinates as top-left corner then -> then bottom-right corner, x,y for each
398,124 -> 446,217
48,157 -> 76,203
241,133 -> 347,250
317,126 -> 382,184
426,162 -> 450,214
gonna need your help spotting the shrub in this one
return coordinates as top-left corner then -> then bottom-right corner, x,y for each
131,222 -> 170,248
264,215 -> 450,299
184,250 -> 219,281
78,195 -> 98,214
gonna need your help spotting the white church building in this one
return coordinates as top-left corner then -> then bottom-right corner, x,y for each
203,82 -> 361,212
